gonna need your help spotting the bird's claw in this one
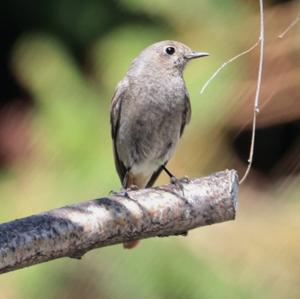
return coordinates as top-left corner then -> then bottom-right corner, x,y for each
109,190 -> 119,196
127,184 -> 139,191
170,176 -> 189,194
109,188 -> 130,198
109,185 -> 139,199
179,176 -> 190,184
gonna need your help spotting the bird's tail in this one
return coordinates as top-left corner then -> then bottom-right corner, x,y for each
122,172 -> 147,249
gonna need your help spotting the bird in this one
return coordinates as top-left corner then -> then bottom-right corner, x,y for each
110,40 -> 209,248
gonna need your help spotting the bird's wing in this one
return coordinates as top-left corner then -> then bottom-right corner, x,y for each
180,91 -> 192,137
110,79 -> 129,186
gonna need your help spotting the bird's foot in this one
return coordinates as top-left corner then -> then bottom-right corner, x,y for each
178,176 -> 190,184
170,176 -> 190,195
110,189 -> 131,198
109,189 -> 119,196
127,184 -> 139,191
109,185 -> 139,199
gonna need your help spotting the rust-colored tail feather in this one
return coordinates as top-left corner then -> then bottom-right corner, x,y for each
122,172 -> 149,249
123,240 -> 140,249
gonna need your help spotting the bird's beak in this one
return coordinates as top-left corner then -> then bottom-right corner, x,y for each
184,51 -> 210,60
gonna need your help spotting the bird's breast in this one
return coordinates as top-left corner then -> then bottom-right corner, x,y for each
116,75 -> 187,169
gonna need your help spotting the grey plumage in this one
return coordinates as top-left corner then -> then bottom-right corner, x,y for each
110,40 -> 209,189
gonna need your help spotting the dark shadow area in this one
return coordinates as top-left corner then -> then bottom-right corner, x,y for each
232,120 -> 300,179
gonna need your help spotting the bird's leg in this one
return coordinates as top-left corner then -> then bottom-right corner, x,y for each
161,165 -> 190,190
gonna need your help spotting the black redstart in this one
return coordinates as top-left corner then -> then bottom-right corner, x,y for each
110,40 -> 209,248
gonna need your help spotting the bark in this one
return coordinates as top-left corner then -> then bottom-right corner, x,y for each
0,169 -> 238,274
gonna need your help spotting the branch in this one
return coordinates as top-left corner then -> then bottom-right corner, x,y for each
0,170 -> 238,274
278,14 -> 300,38
200,41 -> 259,94
239,0 -> 264,184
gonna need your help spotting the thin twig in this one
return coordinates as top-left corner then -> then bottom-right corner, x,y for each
278,15 -> 300,38
239,0 -> 264,184
201,6 -> 298,95
200,42 -> 259,94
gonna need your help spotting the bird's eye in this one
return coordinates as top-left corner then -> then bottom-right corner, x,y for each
165,46 -> 175,55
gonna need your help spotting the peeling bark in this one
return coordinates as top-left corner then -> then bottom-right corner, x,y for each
0,169 -> 238,274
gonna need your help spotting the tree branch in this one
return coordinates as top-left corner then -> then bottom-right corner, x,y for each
0,169 -> 238,274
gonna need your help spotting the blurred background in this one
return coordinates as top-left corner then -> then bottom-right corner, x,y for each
0,0 -> 300,298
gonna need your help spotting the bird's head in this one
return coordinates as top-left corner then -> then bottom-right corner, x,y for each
134,40 -> 209,74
